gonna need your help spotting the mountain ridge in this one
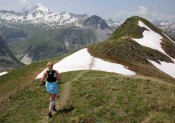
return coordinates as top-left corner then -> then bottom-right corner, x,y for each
88,16 -> 175,83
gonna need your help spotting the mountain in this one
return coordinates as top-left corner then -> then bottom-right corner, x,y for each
0,35 -> 23,70
82,15 -> 110,30
0,4 -> 87,25
0,4 -> 113,64
88,16 -> 175,82
153,20 -> 175,41
1,16 -> 175,122
105,18 -> 122,31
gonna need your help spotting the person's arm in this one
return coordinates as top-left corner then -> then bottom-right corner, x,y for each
40,71 -> 47,85
55,70 -> 61,81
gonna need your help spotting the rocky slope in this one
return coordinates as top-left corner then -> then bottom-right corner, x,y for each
0,35 -> 23,70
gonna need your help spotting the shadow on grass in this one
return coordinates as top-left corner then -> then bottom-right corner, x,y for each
57,106 -> 75,114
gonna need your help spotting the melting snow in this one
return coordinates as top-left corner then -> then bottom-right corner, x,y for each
132,20 -> 175,78
0,72 -> 8,77
132,21 -> 166,55
149,60 -> 175,78
36,48 -> 136,79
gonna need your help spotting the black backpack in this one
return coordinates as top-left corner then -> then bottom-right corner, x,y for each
47,70 -> 57,82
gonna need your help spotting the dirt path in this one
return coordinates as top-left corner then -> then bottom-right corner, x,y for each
57,70 -> 87,109
39,70 -> 87,123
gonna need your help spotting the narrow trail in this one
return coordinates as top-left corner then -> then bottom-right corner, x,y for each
39,70 -> 87,123
57,70 -> 87,109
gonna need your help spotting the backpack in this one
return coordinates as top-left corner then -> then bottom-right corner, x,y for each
47,70 -> 57,82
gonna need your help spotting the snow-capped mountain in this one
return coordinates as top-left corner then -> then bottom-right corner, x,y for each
153,20 -> 175,40
105,18 -> 121,28
0,4 -> 88,25
0,4 -> 116,64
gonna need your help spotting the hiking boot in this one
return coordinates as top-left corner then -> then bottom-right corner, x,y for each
47,112 -> 52,118
53,106 -> 57,112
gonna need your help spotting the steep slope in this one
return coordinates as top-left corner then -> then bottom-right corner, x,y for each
88,16 -> 175,83
0,35 -> 23,70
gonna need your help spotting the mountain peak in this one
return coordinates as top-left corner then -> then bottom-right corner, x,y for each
83,15 -> 110,30
88,16 -> 175,81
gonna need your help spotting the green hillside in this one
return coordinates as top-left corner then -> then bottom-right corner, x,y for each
88,16 -> 175,83
0,50 -> 175,123
1,16 -> 175,123
5,24 -> 97,61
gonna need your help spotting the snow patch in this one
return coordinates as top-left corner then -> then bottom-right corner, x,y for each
0,72 -> 8,76
132,21 -> 167,55
92,58 -> 136,76
149,60 -> 175,78
132,20 -> 175,78
36,48 -> 136,79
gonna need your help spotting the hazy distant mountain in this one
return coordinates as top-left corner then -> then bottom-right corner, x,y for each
0,35 -> 23,70
82,15 -> 110,30
153,20 -> 175,41
0,4 -> 88,25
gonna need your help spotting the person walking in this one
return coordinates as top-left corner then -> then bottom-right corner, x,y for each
40,62 -> 61,117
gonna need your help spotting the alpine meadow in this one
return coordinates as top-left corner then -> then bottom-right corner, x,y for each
0,1 -> 175,123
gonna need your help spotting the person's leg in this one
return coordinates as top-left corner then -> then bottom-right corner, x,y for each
51,94 -> 57,111
50,94 -> 56,101
48,94 -> 56,113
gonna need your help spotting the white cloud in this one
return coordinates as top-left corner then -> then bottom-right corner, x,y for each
137,6 -> 148,15
18,0 -> 29,5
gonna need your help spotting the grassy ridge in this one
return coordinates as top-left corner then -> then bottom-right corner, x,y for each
88,16 -> 175,83
1,70 -> 174,123
51,71 -> 175,123
0,55 -> 175,122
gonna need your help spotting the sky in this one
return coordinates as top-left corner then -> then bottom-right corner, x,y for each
0,0 -> 175,21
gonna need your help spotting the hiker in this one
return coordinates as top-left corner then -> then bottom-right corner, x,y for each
40,62 -> 61,117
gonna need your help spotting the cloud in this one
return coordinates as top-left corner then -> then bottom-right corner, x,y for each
137,6 -> 148,15
18,0 -> 30,5
114,5 -> 175,21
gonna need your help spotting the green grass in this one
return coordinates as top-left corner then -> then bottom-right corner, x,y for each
1,16 -> 175,123
0,71 -> 80,123
8,24 -> 97,61
50,71 -> 175,123
0,59 -> 175,122
0,50 -> 77,99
